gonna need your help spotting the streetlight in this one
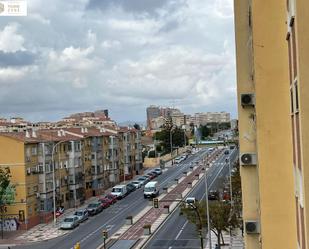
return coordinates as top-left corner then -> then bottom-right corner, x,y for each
203,158 -> 212,249
182,125 -> 187,147
170,128 -> 173,157
225,148 -> 233,249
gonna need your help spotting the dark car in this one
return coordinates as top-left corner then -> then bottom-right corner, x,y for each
208,190 -> 219,200
99,198 -> 111,209
126,183 -> 137,193
150,170 -> 159,177
104,193 -> 117,204
146,172 -> 156,179
143,175 -> 151,183
87,202 -> 103,215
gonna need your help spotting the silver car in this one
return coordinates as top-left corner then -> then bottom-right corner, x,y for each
74,209 -> 89,223
60,215 -> 79,230
131,180 -> 142,189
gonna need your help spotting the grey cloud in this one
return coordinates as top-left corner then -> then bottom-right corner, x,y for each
0,51 -> 36,67
159,20 -> 180,33
87,0 -> 168,14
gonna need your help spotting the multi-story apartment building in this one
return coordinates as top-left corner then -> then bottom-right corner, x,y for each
146,105 -> 161,129
0,126 -> 143,230
171,113 -> 185,128
187,112 -> 231,127
234,0 -> 309,248
150,116 -> 167,130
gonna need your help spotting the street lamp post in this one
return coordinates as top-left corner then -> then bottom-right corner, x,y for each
182,125 -> 186,147
170,128 -> 173,157
226,148 -> 233,249
204,158 -> 212,249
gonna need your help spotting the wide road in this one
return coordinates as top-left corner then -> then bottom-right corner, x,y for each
144,148 -> 238,249
13,149 -> 210,249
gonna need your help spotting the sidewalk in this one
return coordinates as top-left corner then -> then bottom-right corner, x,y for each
205,229 -> 244,249
10,196 -> 99,244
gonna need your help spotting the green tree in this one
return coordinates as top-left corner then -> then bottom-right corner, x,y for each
0,167 -> 15,205
154,127 -> 186,153
231,161 -> 242,217
180,201 -> 239,248
133,123 -> 141,130
199,125 -> 210,139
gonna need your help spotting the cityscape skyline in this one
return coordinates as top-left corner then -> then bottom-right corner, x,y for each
0,106 -> 235,125
0,0 -> 236,123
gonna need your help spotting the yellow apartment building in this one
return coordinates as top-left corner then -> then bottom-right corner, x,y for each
234,0 -> 303,248
286,0 -> 309,248
0,127 -> 143,230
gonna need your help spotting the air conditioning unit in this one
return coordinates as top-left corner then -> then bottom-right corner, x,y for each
241,93 -> 255,107
240,153 -> 257,166
245,220 -> 260,234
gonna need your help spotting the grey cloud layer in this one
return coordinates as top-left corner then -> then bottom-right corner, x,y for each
0,0 -> 236,122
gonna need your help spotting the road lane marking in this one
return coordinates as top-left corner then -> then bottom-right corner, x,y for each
175,220 -> 189,240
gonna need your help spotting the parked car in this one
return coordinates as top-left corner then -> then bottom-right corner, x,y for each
60,216 -> 79,230
99,196 -> 114,206
55,206 -> 65,218
87,202 -> 103,215
137,176 -> 148,186
150,170 -> 158,177
153,168 -> 162,175
104,193 -> 117,204
74,209 -> 88,223
111,185 -> 128,199
143,175 -> 151,183
126,183 -> 137,193
146,172 -> 156,179
99,198 -> 111,209
131,180 -> 143,189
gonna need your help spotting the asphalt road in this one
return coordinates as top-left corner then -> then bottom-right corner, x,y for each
13,149 -> 210,249
144,148 -> 238,249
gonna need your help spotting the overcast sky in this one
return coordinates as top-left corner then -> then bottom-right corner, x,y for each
0,0 -> 236,123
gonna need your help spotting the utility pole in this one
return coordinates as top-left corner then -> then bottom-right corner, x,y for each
226,148 -> 233,249
204,159 -> 212,249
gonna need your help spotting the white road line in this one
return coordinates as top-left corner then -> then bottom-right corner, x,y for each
175,220 -> 188,240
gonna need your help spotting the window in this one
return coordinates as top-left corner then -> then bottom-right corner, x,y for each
295,82 -> 299,111
291,25 -> 298,78
40,201 -> 45,211
26,147 -> 31,157
290,89 -> 294,113
31,146 -> 37,155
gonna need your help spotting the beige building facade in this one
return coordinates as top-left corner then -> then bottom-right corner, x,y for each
234,0 -> 309,248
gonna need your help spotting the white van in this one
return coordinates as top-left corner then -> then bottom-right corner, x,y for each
144,181 -> 160,198
111,185 -> 127,199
